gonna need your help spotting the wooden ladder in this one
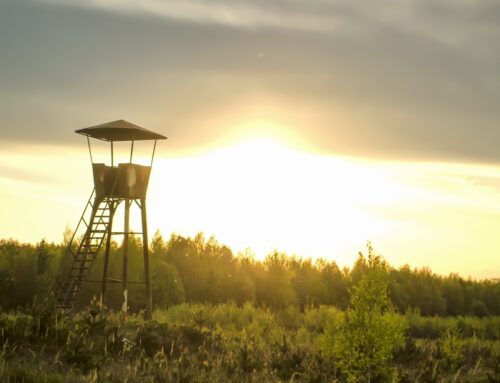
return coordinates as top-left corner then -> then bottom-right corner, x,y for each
56,191 -> 113,310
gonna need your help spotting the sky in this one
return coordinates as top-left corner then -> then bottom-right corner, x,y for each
1,0 -> 500,278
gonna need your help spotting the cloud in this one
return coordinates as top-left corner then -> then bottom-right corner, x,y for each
1,0 -> 500,163
37,0 -> 343,32
36,0 -> 500,47
0,162 -> 63,185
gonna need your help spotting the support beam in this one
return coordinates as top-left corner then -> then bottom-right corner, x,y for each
100,200 -> 114,306
141,198 -> 153,320
122,199 -> 130,314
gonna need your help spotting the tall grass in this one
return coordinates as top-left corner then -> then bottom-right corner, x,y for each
0,302 -> 499,382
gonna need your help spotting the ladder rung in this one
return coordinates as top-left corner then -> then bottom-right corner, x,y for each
56,192 -> 114,307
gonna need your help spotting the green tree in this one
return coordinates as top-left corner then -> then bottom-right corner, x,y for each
35,239 -> 51,275
151,261 -> 185,308
318,258 -> 350,309
258,251 -> 296,308
327,244 -> 407,382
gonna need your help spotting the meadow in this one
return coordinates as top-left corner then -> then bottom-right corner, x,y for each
0,301 -> 499,382
0,234 -> 499,382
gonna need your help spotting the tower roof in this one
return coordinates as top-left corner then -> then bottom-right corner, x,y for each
76,120 -> 167,141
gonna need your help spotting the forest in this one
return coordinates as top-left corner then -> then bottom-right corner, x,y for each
0,234 -> 499,382
0,232 -> 498,316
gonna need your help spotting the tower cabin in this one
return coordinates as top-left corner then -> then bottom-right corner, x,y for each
76,119 -> 166,199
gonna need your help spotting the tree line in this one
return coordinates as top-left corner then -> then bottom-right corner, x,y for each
0,233 -> 498,316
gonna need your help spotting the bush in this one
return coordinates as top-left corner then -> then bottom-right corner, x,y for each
324,245 -> 407,382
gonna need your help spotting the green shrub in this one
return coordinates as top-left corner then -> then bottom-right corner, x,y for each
441,325 -> 465,369
324,245 -> 407,382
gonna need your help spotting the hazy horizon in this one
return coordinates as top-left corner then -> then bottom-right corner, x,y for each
1,0 -> 500,279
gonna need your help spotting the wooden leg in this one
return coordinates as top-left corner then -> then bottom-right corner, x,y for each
100,201 -> 114,306
141,198 -> 153,320
122,199 -> 130,314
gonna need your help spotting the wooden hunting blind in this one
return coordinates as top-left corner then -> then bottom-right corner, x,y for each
55,120 -> 166,319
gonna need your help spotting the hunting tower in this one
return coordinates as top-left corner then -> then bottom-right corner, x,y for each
56,120 -> 166,319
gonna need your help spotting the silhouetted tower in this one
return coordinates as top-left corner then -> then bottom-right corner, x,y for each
56,120 -> 166,319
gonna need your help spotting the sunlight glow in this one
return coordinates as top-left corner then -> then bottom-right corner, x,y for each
2,138 -> 500,278
147,136 -> 397,264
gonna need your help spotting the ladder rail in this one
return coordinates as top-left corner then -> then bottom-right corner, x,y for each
61,201 -> 108,303
56,196 -> 115,310
64,188 -> 96,259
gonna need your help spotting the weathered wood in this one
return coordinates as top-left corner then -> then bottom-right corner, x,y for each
141,198 -> 153,320
122,199 -> 130,314
100,200 -> 114,306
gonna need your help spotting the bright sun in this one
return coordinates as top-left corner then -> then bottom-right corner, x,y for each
146,131 -> 397,264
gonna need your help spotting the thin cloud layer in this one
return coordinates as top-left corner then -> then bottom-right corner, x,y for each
39,0 -> 343,32
0,0 -> 499,163
38,0 -> 500,46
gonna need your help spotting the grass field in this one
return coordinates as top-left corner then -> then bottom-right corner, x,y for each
1,301 -> 499,382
